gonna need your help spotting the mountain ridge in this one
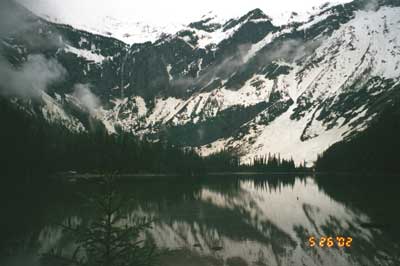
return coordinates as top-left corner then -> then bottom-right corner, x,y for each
1,0 -> 400,166
17,1 -> 352,45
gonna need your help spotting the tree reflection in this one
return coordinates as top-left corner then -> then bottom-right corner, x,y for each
2,175 -> 400,266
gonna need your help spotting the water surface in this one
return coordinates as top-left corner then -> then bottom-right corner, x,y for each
1,174 -> 399,266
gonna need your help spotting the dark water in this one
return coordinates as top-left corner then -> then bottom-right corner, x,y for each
1,174 -> 400,266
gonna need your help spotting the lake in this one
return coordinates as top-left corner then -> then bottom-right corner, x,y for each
1,174 -> 399,266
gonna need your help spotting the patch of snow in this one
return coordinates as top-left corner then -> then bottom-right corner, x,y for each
134,96 -> 147,117
245,105 -> 350,166
42,15 -> 184,45
78,37 -> 88,47
271,0 -> 352,26
190,12 -> 271,49
197,58 -> 203,77
242,28 -> 292,63
298,10 -> 334,31
197,138 -> 231,157
146,97 -> 185,126
40,92 -> 85,133
166,64 -> 173,81
64,45 -> 109,64
218,76 -> 273,110
101,117 -> 117,134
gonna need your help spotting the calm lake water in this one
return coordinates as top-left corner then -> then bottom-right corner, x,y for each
1,174 -> 399,266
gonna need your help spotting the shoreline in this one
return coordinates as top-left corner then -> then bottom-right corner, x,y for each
51,171 -> 314,182
50,171 -> 400,183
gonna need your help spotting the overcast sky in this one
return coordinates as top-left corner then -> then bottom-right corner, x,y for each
17,0 -> 352,25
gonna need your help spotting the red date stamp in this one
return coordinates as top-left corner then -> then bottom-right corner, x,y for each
308,236 -> 353,248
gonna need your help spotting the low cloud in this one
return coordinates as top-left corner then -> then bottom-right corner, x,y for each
72,84 -> 100,115
0,0 -> 31,38
264,38 -> 324,63
170,36 -> 323,93
363,0 -> 380,11
0,1 -> 68,99
0,1 -> 61,48
0,54 -> 67,98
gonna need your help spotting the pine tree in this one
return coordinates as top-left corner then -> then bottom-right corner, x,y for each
41,176 -> 159,266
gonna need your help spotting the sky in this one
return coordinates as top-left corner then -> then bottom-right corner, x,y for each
17,0 -> 353,26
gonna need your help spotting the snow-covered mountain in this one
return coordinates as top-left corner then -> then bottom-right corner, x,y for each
1,0 -> 400,166
25,1 -> 352,45
40,14 -> 185,45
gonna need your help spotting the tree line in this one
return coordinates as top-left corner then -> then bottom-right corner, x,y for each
202,150 -> 307,173
0,98 -> 305,180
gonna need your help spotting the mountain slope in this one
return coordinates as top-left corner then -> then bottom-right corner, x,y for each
315,96 -> 400,172
1,0 -> 400,166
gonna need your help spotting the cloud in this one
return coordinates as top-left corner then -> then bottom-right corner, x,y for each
169,36 -> 323,95
262,38 -> 324,63
169,44 -> 252,93
363,0 -> 380,11
0,1 -> 69,99
0,54 -> 67,98
1,0 -> 64,50
72,84 -> 101,115
0,0 -> 32,38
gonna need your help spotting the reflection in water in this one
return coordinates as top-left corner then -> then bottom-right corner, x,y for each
1,175 -> 400,266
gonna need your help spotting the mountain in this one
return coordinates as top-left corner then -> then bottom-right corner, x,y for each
19,2 -> 349,44
39,14 -> 185,45
315,97 -> 400,172
1,0 -> 400,166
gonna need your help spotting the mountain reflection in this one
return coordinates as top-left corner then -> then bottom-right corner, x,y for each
3,175 -> 399,266
139,176 -> 399,266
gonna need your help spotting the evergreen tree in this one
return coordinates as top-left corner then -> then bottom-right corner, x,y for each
41,176 -> 159,266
